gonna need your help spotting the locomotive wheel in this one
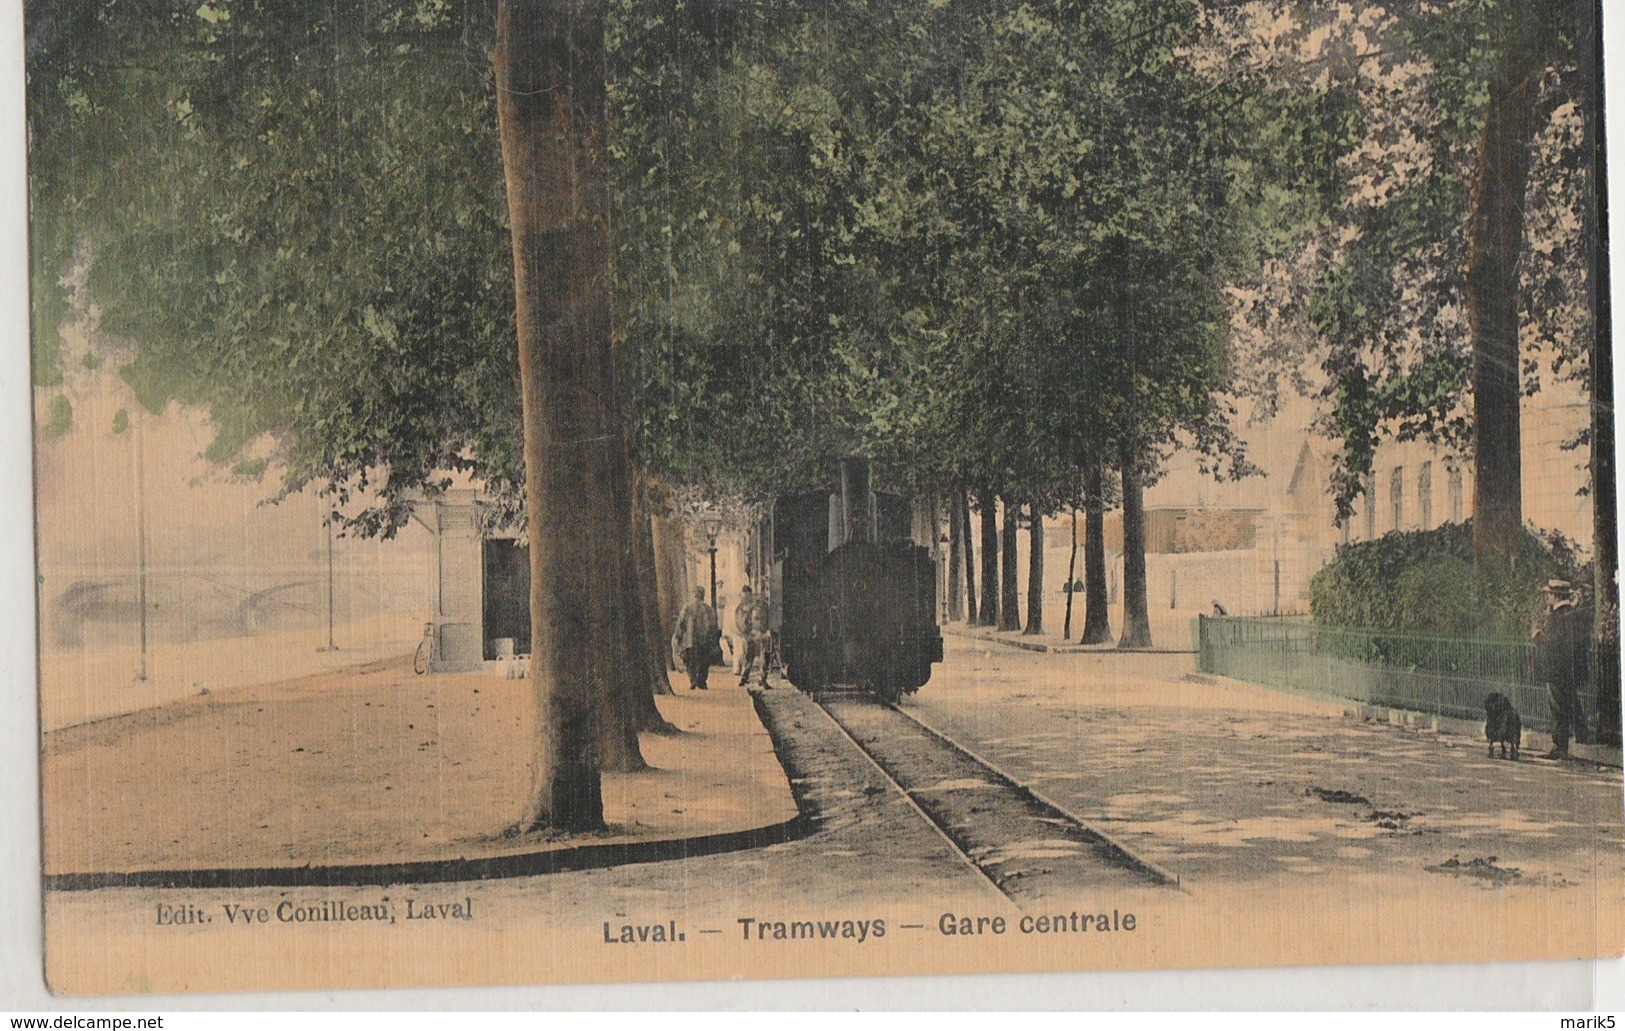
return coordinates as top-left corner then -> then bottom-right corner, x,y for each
788,664 -> 827,696
870,676 -> 903,704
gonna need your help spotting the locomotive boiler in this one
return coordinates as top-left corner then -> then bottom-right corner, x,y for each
762,457 -> 943,701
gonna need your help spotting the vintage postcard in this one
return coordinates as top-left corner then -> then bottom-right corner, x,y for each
24,0 -> 1625,999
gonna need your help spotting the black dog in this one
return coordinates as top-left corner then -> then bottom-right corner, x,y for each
1484,692 -> 1521,760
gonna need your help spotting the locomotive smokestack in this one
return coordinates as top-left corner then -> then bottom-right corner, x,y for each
839,456 -> 875,544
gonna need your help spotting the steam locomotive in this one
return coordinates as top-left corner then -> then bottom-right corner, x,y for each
756,458 -> 943,701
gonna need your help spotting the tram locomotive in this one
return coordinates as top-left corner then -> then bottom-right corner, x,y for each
763,457 -> 944,701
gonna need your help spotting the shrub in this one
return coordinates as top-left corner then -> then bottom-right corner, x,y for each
1309,521 -> 1583,640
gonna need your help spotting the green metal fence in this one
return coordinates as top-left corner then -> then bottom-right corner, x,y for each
1196,615 -> 1559,732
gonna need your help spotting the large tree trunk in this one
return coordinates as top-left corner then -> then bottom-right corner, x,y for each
1023,505 -> 1044,635
1082,465 -> 1112,645
1594,316 -> 1619,746
1578,0 -> 1619,746
977,488 -> 1000,626
946,492 -> 965,623
960,493 -> 977,623
1118,448 -> 1152,649
498,0 -> 617,830
998,500 -> 1020,631
1467,48 -> 1539,569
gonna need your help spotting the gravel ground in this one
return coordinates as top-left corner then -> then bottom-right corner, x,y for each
821,694 -> 1166,902
909,638 -> 1625,894
43,659 -> 794,874
39,640 -> 1625,994
47,682 -> 1008,994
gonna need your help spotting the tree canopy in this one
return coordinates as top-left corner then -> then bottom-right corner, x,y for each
30,0 -> 1315,520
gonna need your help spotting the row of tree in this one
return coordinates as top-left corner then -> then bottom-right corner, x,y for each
27,0 -> 1612,827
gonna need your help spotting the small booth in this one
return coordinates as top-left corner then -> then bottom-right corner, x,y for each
424,490 -> 529,673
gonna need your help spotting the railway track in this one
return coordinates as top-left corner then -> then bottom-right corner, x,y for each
813,690 -> 1179,905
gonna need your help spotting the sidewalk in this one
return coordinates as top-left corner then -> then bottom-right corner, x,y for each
943,608 -> 1199,654
942,618 -> 1621,767
43,661 -> 797,878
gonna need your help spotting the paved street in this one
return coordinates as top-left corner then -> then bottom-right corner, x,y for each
910,637 -> 1625,893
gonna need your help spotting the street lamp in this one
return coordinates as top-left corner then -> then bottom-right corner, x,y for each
317,510 -> 337,652
701,516 -> 723,610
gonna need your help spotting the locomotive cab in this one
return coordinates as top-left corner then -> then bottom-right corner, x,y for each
768,458 -> 944,700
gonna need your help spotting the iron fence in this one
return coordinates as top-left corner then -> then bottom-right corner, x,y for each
1196,615 -> 1557,732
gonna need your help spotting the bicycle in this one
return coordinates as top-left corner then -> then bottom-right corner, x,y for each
413,621 -> 436,675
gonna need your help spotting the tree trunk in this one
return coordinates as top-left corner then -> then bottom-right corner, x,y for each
1118,449 -> 1152,648
497,0 -> 614,830
1467,49 -> 1538,569
1594,324 -> 1619,745
1082,465 -> 1112,645
946,492 -> 965,623
598,442 -> 652,771
651,511 -> 687,661
960,493 -> 977,623
977,488 -> 1000,626
998,499 -> 1020,632
1023,505 -> 1044,635
1063,510 -> 1078,640
1578,0 -> 1620,746
634,476 -> 677,697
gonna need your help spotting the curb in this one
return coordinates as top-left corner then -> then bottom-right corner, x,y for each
45,813 -> 812,891
942,626 -> 1195,655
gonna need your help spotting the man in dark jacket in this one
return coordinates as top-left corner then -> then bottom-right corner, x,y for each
1534,581 -> 1592,759
676,587 -> 720,690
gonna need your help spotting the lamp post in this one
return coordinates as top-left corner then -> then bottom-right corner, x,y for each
318,511 -> 337,652
702,516 -> 723,610
134,405 -> 148,682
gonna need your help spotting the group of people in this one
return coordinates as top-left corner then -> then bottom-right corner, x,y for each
673,584 -> 774,691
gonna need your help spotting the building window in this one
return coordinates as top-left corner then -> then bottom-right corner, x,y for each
1364,475 -> 1376,540
1418,462 -> 1433,529
1448,466 -> 1464,523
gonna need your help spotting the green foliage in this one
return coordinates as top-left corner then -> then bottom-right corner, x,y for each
1309,521 -> 1581,638
40,394 -> 73,439
611,0 -> 1282,509
230,456 -> 268,479
28,1 -> 1349,529
110,408 -> 128,435
1221,2 -> 1596,521
29,1 -> 519,536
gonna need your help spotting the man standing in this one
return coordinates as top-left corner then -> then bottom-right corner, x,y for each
1534,580 -> 1593,759
735,585 -> 773,688
676,587 -> 719,691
